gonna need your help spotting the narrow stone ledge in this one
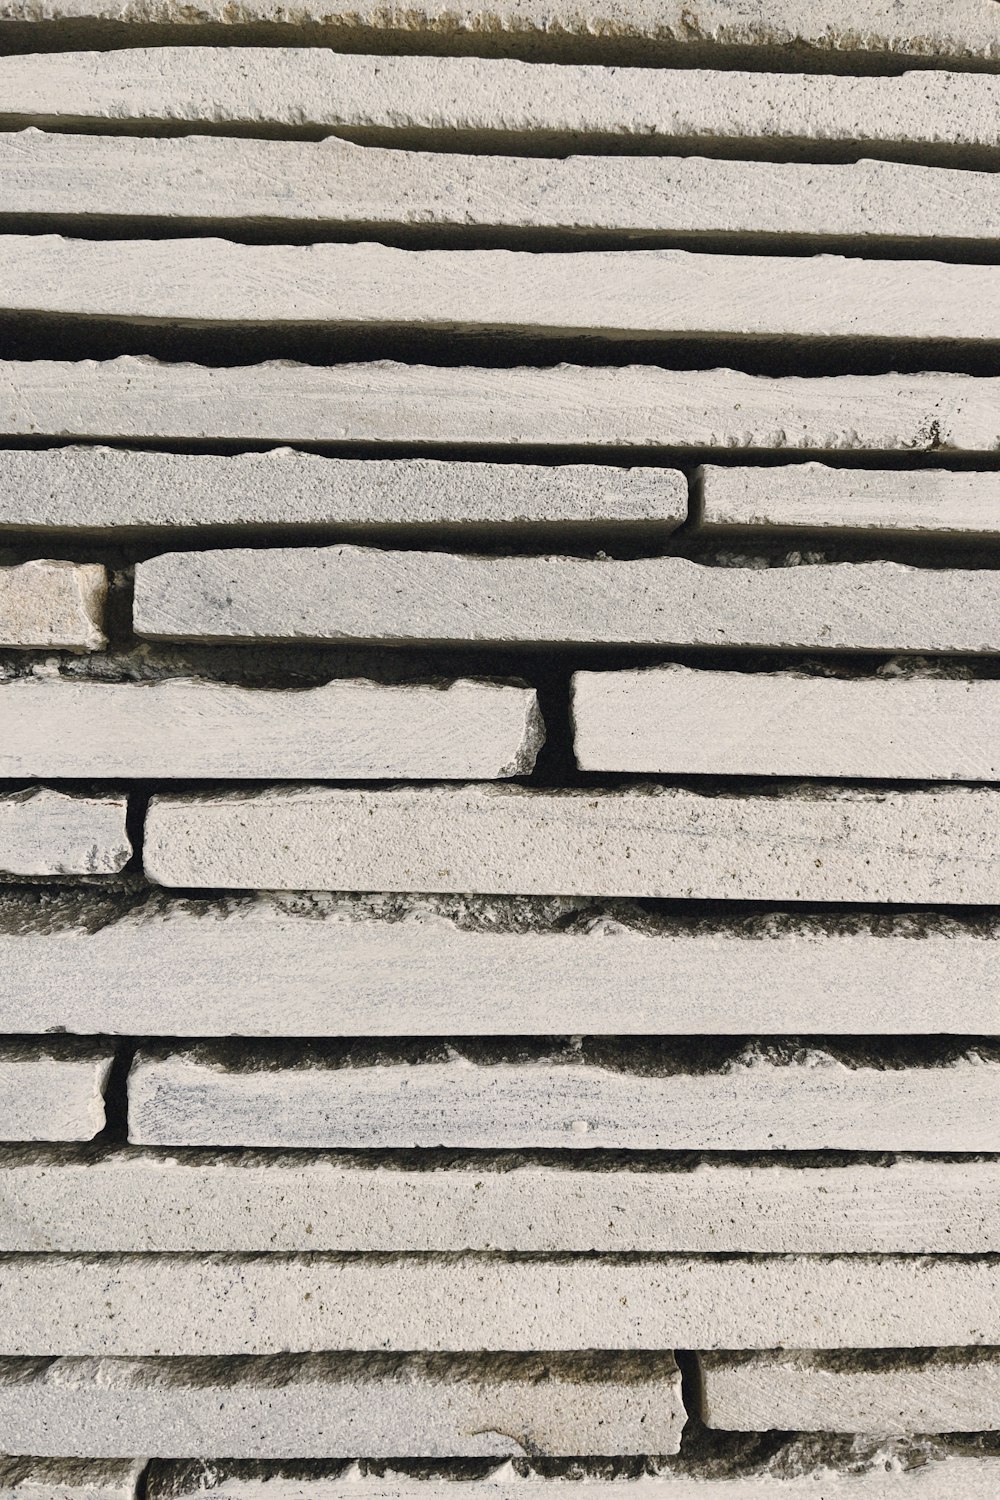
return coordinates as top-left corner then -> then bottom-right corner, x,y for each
0,561 -> 106,652
0,1042 -> 112,1142
0,788 -> 130,878
0,1351 -> 683,1459
0,1460 -> 143,1500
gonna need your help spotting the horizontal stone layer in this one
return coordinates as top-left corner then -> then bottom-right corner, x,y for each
0,1047 -> 111,1142
133,547 -> 1000,652
0,788 -> 130,878
0,561 -> 106,652
0,1460 -> 143,1500
7,238 -> 998,343
0,1352 -> 682,1458
2,52 -> 1000,160
127,1044 -> 1000,1151
6,1149 -> 1000,1253
698,1349 -> 1000,1434
4,134 -> 997,247
0,677 -> 542,780
4,894 -> 999,1037
2,360 -> 996,453
571,666 -> 1000,778
0,448 -> 683,535
698,463 -> 1000,536
141,784 -> 1000,901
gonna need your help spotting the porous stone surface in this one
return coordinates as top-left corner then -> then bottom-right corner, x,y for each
6,1149 -> 1000,1253
126,1042 -> 1000,1151
0,677 -> 543,780
6,237 -> 998,344
698,1349 -> 1000,1434
0,1352 -> 683,1458
0,1046 -> 112,1142
571,665 -> 1000,778
0,448 -> 682,535
5,893 -> 1000,1036
133,547 -> 1000,652
2,359 -> 996,453
0,789 -> 130,877
0,561 -> 107,651
698,462 -> 1000,536
141,784 -> 1000,901
3,52 -> 1000,160
4,133 -> 998,248
0,1460 -> 143,1500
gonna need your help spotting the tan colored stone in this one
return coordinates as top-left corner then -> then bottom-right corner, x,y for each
0,561 -> 106,651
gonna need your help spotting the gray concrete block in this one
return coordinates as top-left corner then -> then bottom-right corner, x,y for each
0,1046 -> 112,1142
0,560 -> 106,651
0,788 -> 130,877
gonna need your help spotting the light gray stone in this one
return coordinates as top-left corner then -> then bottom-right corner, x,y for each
0,677 -> 542,780
0,1047 -> 112,1142
571,665 -> 1000,778
0,447 -> 682,536
126,1044 -> 1000,1151
1,359 -> 996,454
6,237 -> 998,343
0,560 -> 106,651
3,133 -> 998,248
5,1150 -> 1000,1253
141,784 -> 1000,901
0,788 -> 130,877
0,1352 -> 683,1458
698,1350 -> 1000,1435
698,463 -> 1000,536
0,1460 -> 142,1500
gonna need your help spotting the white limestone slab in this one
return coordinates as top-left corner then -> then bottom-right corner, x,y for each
5,1151 -> 1000,1253
0,788 -> 130,877
4,133 -> 998,248
6,238 -> 998,344
698,1350 -> 1000,1434
0,1352 -> 683,1458
0,448 -> 683,535
133,547 -> 1000,652
698,463 -> 1000,537
0,560 -> 106,651
0,678 -> 542,780
3,52 -> 1000,160
4,894 -> 999,1037
127,1045 -> 1000,1152
0,1048 -> 112,1142
0,1460 -> 143,1500
141,784 -> 1000,901
571,666 -> 1000,779
2,360 -> 996,454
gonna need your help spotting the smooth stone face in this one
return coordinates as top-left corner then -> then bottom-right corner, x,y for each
0,788 -> 131,877
0,1047 -> 113,1142
0,561 -> 106,651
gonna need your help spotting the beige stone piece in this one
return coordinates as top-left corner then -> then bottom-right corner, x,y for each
0,1048 -> 112,1142
0,1460 -> 143,1500
7,1150 -> 1000,1253
126,1045 -> 1000,1151
1,359 -> 996,454
698,1350 -> 1000,1435
3,133 -> 998,248
2,52 -> 1000,160
571,666 -> 1000,778
0,677 -> 542,780
141,784 -> 1000,901
6,237 -> 999,343
0,560 -> 106,651
0,447 -> 682,535
698,463 -> 1000,536
0,1352 -> 683,1458
133,546 -> 1000,652
0,788 -> 130,877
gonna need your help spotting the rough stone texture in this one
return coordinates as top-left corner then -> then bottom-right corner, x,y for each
0,1352 -> 684,1458
2,359 -> 997,454
0,561 -> 107,652
698,463 -> 1000,536
134,547 -> 1000,652
0,1461 -> 142,1500
0,1047 -> 112,1142
6,238 -> 998,344
7,1149 -> 1000,1253
0,789 -> 130,878
4,133 -> 998,248
0,677 -> 543,780
6,894 -> 1000,1036
3,52 -> 1000,161
698,1350 -> 1000,1435
141,784 -> 1000,901
0,448 -> 682,536
571,665 -> 1000,778
126,1044 -> 1000,1151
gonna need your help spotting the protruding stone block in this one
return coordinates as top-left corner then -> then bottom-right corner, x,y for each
0,788 -> 130,877
0,561 -> 106,651
0,1045 -> 112,1142
0,1460 -> 142,1500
